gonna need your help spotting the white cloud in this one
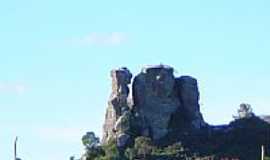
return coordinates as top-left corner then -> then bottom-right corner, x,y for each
0,83 -> 27,94
71,32 -> 128,46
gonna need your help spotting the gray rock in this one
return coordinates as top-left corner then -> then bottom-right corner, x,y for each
175,76 -> 206,129
133,65 -> 180,140
114,111 -> 132,133
116,133 -> 131,148
102,67 -> 132,143
102,65 -> 206,144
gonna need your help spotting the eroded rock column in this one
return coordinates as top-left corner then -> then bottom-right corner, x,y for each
102,67 -> 132,144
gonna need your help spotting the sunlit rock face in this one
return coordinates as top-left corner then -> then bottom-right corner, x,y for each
102,67 -> 132,143
102,65 -> 206,144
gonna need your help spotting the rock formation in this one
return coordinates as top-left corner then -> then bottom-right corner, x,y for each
102,65 -> 206,146
91,64 -> 270,160
102,67 -> 132,144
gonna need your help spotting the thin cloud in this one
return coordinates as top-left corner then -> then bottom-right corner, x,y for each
71,32 -> 128,46
0,83 -> 27,94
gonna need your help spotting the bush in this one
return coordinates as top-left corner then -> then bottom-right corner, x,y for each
233,103 -> 254,120
82,132 -> 100,149
98,139 -> 125,160
124,148 -> 136,160
152,142 -> 187,158
81,132 -> 104,160
265,157 -> 270,160
133,136 -> 153,158
85,147 -> 105,160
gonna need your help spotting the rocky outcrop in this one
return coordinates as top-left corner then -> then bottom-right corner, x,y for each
95,64 -> 270,160
102,67 -> 132,143
102,65 -> 206,144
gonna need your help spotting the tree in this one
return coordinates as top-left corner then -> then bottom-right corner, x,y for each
233,103 -> 254,119
81,132 -> 104,160
82,132 -> 100,149
69,156 -> 75,160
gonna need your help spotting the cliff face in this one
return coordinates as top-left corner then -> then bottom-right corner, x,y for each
102,65 -> 206,146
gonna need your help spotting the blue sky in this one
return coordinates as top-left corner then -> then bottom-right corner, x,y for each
1,0 -> 270,159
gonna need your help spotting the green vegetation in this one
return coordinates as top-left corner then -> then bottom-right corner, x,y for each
82,132 -> 100,149
265,157 -> 270,160
80,132 -> 270,160
80,104 -> 270,160
82,135 -> 219,160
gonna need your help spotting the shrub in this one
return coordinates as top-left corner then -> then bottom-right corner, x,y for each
151,142 -> 187,158
265,157 -> 270,160
81,132 -> 104,160
99,139 -> 124,160
82,132 -> 100,149
133,136 -> 153,158
233,103 -> 254,119
124,148 -> 136,160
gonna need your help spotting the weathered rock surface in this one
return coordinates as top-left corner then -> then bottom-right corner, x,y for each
175,76 -> 206,129
116,133 -> 131,148
102,67 -> 132,143
132,65 -> 180,140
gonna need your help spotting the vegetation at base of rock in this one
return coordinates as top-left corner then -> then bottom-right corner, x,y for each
83,107 -> 270,160
82,136 -> 231,160
83,132 -> 269,160
83,139 -> 121,160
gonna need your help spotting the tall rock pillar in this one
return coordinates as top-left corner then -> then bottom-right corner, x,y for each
102,67 -> 132,144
